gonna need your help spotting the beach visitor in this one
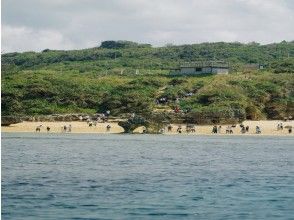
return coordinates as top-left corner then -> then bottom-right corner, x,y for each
256,126 -> 261,134
46,126 -> 50,132
167,124 -> 173,132
142,127 -> 147,134
177,126 -> 182,134
226,126 -> 230,134
212,125 -> 217,134
241,126 -> 246,134
89,121 -> 93,127
277,123 -> 283,131
246,126 -> 249,132
36,125 -> 42,132
186,126 -> 191,133
288,127 -> 292,134
218,126 -> 222,134
68,124 -> 72,132
63,125 -> 67,132
191,125 -> 196,133
229,126 -> 233,134
106,124 -> 111,132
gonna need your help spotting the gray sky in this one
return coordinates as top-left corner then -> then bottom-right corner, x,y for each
2,0 -> 294,52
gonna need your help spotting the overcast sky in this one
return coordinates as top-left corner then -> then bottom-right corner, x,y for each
2,0 -> 294,52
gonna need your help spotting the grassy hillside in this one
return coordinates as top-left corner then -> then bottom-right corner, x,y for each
2,41 -> 294,122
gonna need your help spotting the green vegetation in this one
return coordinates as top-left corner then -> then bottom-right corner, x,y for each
2,41 -> 294,122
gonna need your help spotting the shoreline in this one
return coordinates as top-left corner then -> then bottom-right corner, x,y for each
1,120 -> 293,136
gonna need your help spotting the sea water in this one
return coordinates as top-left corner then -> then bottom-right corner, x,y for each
2,133 -> 294,220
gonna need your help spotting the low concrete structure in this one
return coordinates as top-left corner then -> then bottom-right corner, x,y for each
171,61 -> 229,75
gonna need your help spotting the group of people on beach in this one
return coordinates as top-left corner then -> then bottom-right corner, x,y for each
277,122 -> 292,133
34,118 -> 292,135
35,123 -> 113,133
166,124 -> 196,134
61,124 -> 72,132
35,125 -> 56,132
85,111 -> 111,127
164,124 -> 262,134
212,125 -> 223,134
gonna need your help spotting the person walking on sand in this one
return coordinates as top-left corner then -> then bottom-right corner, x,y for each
36,125 -> 42,132
106,124 -> 111,132
246,126 -> 249,132
46,126 -> 50,132
256,126 -> 261,134
63,125 -> 67,133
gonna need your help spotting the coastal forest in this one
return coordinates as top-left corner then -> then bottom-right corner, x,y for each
2,40 -> 294,123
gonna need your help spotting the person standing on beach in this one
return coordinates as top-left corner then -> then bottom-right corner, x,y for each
68,124 -> 72,132
46,126 -> 50,132
106,124 -> 111,132
36,125 -> 42,132
142,127 -> 147,134
177,126 -> 182,133
212,126 -> 217,134
256,126 -> 261,134
241,126 -> 246,134
226,126 -> 230,134
218,126 -> 221,134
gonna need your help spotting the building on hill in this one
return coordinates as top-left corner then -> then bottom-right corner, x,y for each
170,61 -> 229,75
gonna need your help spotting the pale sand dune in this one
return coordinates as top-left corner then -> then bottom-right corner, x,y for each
1,120 -> 294,136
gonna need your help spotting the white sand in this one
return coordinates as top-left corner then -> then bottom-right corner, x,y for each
2,120 -> 294,136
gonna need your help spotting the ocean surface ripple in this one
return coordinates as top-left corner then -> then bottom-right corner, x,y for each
2,133 -> 294,219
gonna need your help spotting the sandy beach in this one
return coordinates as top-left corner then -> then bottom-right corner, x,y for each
1,120 -> 293,136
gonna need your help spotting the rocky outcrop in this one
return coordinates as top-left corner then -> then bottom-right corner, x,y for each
1,116 -> 22,126
118,116 -> 149,133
